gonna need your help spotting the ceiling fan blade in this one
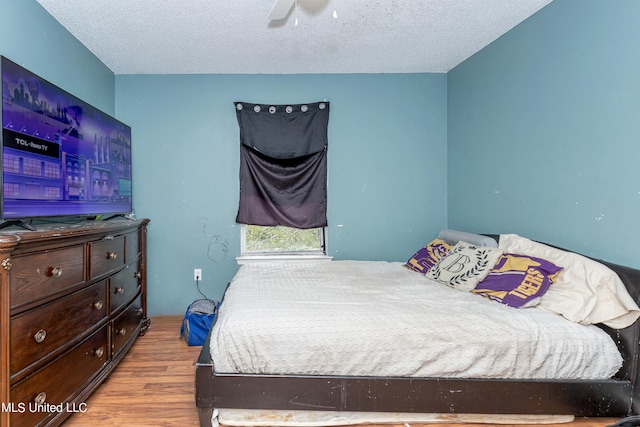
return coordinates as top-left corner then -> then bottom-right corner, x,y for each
268,0 -> 295,20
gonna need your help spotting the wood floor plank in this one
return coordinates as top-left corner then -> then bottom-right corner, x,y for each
63,315 -> 624,427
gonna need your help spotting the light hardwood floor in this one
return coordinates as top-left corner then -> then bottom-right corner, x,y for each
64,315 -> 622,427
64,315 -> 201,426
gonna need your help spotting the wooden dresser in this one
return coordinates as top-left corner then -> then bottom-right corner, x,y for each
0,218 -> 150,427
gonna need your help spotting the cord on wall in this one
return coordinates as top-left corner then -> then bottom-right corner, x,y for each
195,278 -> 209,301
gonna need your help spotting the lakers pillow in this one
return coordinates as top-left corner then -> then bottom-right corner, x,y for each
405,238 -> 453,275
472,253 -> 562,308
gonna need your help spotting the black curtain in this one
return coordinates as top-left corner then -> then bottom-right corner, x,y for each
235,101 -> 329,229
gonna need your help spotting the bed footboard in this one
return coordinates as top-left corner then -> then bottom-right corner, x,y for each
206,373 -> 632,417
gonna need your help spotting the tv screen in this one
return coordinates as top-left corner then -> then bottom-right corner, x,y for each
1,56 -> 132,224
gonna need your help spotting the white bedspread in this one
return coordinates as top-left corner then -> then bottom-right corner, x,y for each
210,261 -> 622,379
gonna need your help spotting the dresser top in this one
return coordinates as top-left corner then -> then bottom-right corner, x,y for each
0,218 -> 150,249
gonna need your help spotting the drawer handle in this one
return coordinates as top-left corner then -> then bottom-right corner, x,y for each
114,287 -> 124,294
34,392 -> 47,406
51,266 -> 63,277
117,327 -> 127,336
34,329 -> 47,343
94,300 -> 104,310
133,271 -> 142,279
136,307 -> 144,316
107,252 -> 118,260
94,347 -> 105,358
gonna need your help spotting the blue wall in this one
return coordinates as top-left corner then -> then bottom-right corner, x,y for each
1,0 -> 115,115
448,0 -> 640,267
115,74 -> 448,314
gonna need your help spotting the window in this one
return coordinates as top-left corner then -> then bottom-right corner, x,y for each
3,153 -> 20,174
234,101 -> 330,263
3,182 -> 19,197
23,158 -> 41,176
241,224 -> 327,257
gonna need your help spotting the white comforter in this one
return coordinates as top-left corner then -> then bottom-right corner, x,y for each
210,260 -> 622,379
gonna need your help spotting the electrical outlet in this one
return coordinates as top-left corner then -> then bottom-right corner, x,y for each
194,268 -> 202,281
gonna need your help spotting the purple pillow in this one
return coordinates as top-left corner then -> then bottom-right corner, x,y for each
472,253 -> 562,308
405,238 -> 452,275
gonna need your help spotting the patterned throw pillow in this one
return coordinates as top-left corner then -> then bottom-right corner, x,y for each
426,242 -> 503,291
472,253 -> 562,308
405,238 -> 453,275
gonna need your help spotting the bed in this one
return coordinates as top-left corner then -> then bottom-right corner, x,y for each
195,231 -> 640,426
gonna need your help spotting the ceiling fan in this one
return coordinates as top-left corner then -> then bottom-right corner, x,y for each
268,0 -> 335,21
268,0 -> 296,21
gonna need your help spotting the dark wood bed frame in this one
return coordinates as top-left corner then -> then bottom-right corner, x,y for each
195,240 -> 640,426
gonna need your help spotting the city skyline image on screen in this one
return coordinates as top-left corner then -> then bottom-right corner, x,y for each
1,56 -> 132,221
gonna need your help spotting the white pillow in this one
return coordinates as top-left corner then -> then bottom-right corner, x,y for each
499,234 -> 640,329
426,242 -> 503,292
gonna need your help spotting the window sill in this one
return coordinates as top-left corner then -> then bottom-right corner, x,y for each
236,254 -> 333,265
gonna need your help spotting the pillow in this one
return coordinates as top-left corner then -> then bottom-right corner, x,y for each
405,238 -> 453,275
438,229 -> 498,248
499,234 -> 640,328
426,242 -> 503,291
472,253 -> 562,308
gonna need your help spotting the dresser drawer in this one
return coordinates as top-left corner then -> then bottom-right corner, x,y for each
10,245 -> 86,311
10,325 -> 108,427
90,236 -> 125,280
111,295 -> 143,357
10,281 -> 108,378
125,231 -> 140,263
109,261 -> 142,314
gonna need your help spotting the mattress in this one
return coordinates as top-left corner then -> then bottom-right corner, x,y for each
210,260 -> 622,380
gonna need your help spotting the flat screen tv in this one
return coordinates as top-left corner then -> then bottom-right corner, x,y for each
1,56 -> 132,229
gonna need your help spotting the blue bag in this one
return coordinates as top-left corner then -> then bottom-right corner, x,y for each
180,299 -> 219,346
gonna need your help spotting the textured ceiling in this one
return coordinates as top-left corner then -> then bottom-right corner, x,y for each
35,0 -> 553,75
